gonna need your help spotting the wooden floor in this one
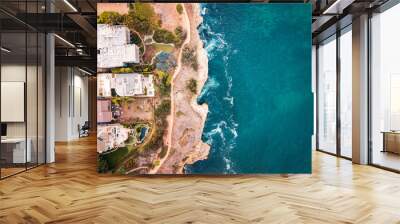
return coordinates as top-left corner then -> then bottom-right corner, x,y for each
0,167 -> 26,178
1,136 -> 400,223
373,150 -> 400,171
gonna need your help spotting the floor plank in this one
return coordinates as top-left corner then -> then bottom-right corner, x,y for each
1,136 -> 400,223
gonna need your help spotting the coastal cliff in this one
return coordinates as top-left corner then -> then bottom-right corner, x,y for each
157,3 -> 210,174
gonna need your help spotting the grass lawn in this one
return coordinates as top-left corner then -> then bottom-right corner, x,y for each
100,147 -> 129,171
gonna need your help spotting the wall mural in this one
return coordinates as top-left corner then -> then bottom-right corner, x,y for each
97,3 -> 313,174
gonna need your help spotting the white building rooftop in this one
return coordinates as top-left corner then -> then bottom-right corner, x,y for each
142,75 -> 155,97
97,73 -> 155,98
97,73 -> 113,97
98,24 -> 130,49
97,124 -> 131,153
98,44 -> 140,68
97,24 -> 140,68
114,73 -> 144,96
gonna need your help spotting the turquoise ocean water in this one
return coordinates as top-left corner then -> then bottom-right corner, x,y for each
185,4 -> 313,174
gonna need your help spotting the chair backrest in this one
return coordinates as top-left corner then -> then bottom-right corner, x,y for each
82,121 -> 90,129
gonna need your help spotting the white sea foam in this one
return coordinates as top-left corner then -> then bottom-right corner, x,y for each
223,96 -> 234,106
200,7 -> 207,16
199,19 -> 227,59
198,76 -> 220,100
197,6 -> 239,173
221,48 -> 234,103
206,77 -> 220,89
223,157 -> 232,171
230,126 -> 238,138
203,114 -> 238,173
206,120 -> 226,141
224,77 -> 233,106
205,36 -> 227,59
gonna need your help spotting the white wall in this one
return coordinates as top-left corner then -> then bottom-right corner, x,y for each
1,64 -> 41,136
1,63 -> 46,164
1,65 -> 28,139
54,67 -> 89,141
55,66 -> 68,141
71,72 -> 89,138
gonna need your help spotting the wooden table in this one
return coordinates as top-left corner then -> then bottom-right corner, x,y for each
1,138 -> 31,165
382,131 -> 400,154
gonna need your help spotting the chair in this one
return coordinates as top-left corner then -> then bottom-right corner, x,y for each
79,121 -> 90,138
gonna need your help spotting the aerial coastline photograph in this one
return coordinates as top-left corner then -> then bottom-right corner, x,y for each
3,1 -> 400,222
97,3 -> 312,174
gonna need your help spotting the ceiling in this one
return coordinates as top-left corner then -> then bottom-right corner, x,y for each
0,0 -> 396,73
0,0 -> 97,74
311,0 -> 391,43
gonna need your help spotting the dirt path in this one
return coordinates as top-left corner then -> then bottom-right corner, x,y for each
125,166 -> 148,174
149,4 -> 191,174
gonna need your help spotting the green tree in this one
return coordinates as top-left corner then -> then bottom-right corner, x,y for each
155,70 -> 172,96
124,3 -> 158,35
187,78 -> 197,94
153,29 -> 178,44
176,4 -> 183,14
130,31 -> 142,46
111,67 -> 134,74
174,26 -> 186,46
134,3 -> 156,20
111,97 -> 122,106
97,11 -> 123,25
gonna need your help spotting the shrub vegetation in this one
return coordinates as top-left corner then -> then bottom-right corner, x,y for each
98,147 -> 129,172
111,67 -> 134,74
113,64 -> 154,74
159,146 -> 168,159
182,47 -> 198,71
187,78 -> 197,94
130,31 -> 142,45
124,3 -> 159,35
174,26 -> 186,46
153,28 -> 178,44
176,4 -> 183,14
141,100 -> 171,152
155,70 -> 172,97
97,11 -> 123,25
155,100 -> 171,117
